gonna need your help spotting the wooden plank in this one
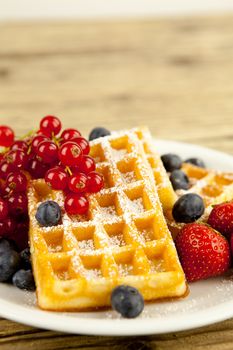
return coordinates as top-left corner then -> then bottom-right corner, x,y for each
0,16 -> 233,153
1,318 -> 233,349
0,14 -> 233,350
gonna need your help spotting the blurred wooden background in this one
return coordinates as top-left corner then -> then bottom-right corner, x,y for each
0,16 -> 232,154
0,14 -> 233,350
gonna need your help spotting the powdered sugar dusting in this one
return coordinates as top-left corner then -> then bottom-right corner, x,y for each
56,271 -> 70,280
78,239 -> 95,251
149,259 -> 165,273
111,148 -> 127,161
141,228 -> 154,242
121,171 -> 136,184
108,234 -> 125,247
118,263 -> 133,276
98,205 -> 117,219
127,198 -> 144,214
48,244 -> 63,253
84,268 -> 102,279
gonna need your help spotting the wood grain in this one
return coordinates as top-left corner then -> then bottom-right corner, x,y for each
0,16 -> 233,153
0,14 -> 233,350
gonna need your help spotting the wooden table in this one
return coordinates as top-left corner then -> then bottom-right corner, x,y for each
0,14 -> 233,350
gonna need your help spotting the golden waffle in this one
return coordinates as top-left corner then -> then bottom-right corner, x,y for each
181,163 -> 233,208
166,163 -> 233,236
133,127 -> 177,213
28,128 -> 186,311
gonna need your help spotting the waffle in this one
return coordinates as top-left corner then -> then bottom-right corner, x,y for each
166,163 -> 233,236
133,127 -> 177,213
181,163 -> 233,207
28,128 -> 186,311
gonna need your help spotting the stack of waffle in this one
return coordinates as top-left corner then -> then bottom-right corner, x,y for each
28,126 -> 233,310
28,127 -> 186,310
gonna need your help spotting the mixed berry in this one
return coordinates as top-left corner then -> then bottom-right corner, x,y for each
175,223 -> 231,282
0,122 -> 232,319
36,201 -> 61,227
0,117 -> 105,227
111,285 -> 144,318
172,193 -> 205,223
0,120 -> 107,294
161,153 -> 206,192
164,153 -> 233,283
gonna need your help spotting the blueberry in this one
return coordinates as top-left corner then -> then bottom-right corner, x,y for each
0,238 -> 15,252
35,201 -> 61,227
170,170 -> 190,190
0,248 -> 21,282
12,269 -> 35,291
89,127 -> 111,141
111,285 -> 144,318
184,158 -> 205,168
20,248 -> 31,269
161,154 -> 182,172
172,193 -> 205,223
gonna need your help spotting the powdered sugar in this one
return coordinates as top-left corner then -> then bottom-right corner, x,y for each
118,263 -> 133,276
111,148 -> 128,161
98,205 -> 117,219
121,171 -> 136,183
108,234 -> 125,247
141,228 -> 154,242
84,268 -> 102,279
48,244 -> 63,253
126,198 -> 144,214
78,239 -> 95,251
56,271 -> 70,280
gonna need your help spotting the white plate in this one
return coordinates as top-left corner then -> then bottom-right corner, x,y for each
0,139 -> 233,336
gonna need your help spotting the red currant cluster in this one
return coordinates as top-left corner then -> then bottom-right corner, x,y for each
0,116 -> 104,248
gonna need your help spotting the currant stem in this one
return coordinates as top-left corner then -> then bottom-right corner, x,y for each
19,129 -> 37,141
65,166 -> 73,176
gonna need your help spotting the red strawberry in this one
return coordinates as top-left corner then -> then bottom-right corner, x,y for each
230,233 -> 233,255
208,202 -> 233,239
175,223 -> 231,282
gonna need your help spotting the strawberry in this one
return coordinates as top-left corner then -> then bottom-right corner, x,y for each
230,233 -> 233,255
208,202 -> 233,239
175,223 -> 231,282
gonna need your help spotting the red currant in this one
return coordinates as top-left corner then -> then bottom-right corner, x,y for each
68,173 -> 88,193
31,134 -> 49,152
0,221 -> 5,236
2,184 -> 12,197
8,193 -> 28,217
60,128 -> 81,143
5,150 -> 28,168
6,217 -> 17,233
0,217 -> 17,238
59,141 -> 83,166
0,198 -> 9,220
45,167 -> 68,190
0,179 -> 4,196
27,157 -> 49,179
0,161 -> 15,179
0,126 -> 14,147
10,140 -> 28,152
77,155 -> 96,174
72,137 -> 90,155
6,171 -> 28,192
64,193 -> 89,215
40,115 -> 62,137
88,172 -> 104,193
36,141 -> 58,164
15,220 -> 29,251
